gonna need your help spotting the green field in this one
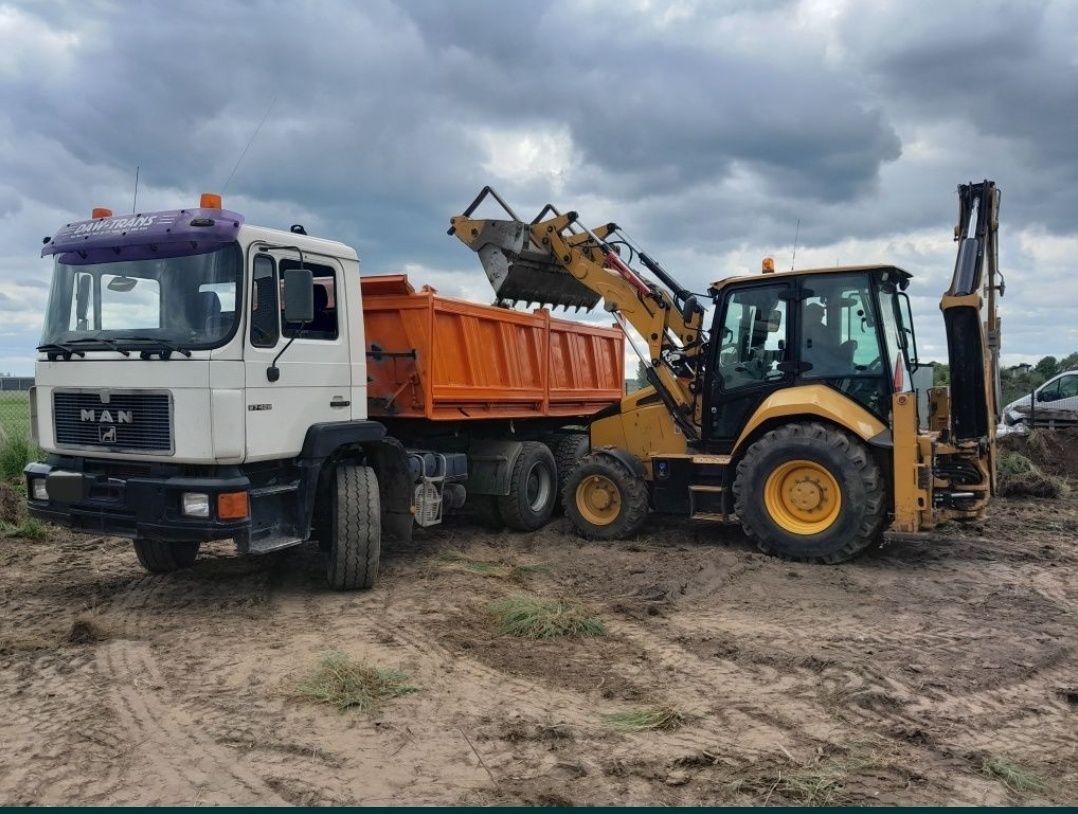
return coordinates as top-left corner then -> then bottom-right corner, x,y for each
0,391 -> 31,440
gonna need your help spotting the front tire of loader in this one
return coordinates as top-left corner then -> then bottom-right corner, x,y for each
325,463 -> 381,590
133,539 -> 200,573
563,452 -> 649,540
498,441 -> 558,531
552,433 -> 590,509
733,422 -> 885,563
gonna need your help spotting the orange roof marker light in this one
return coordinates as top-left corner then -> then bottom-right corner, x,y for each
762,256 -> 775,274
200,192 -> 223,209
91,207 -> 112,220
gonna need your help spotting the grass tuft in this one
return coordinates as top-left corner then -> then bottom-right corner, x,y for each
983,756 -> 1049,794
294,651 -> 418,713
437,550 -> 501,574
487,594 -> 605,639
1,518 -> 47,540
602,705 -> 693,732
1,435 -> 39,482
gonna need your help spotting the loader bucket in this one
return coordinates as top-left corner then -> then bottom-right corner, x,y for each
467,219 -> 601,311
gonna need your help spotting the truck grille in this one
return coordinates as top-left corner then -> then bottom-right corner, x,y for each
53,391 -> 172,454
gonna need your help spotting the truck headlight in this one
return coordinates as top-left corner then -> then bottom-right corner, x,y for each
31,478 -> 48,501
181,492 -> 210,518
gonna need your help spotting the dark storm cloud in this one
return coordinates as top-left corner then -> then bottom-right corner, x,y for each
1,0 -> 1077,372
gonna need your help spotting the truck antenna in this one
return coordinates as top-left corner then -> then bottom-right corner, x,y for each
132,165 -> 140,213
222,95 -> 277,194
791,218 -> 800,271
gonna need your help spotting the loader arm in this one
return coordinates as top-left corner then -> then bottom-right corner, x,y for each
450,189 -> 705,436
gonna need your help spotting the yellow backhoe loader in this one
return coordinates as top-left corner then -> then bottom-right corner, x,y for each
449,182 -> 1002,562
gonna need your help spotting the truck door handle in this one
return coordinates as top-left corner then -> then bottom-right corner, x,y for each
330,398 -> 351,408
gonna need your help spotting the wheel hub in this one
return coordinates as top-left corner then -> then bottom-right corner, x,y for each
576,474 -> 621,526
763,459 -> 842,535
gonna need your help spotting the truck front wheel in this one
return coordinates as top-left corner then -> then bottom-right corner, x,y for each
133,539 -> 200,573
325,463 -> 381,590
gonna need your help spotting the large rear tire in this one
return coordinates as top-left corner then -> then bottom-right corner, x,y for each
563,452 -> 649,540
325,463 -> 381,590
498,441 -> 558,531
133,539 -> 200,573
733,422 -> 885,563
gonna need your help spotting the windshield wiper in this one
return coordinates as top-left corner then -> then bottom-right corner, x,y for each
37,342 -> 86,359
121,337 -> 193,359
67,338 -> 131,357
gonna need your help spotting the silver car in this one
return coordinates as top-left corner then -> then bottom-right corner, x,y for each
1003,370 -> 1078,428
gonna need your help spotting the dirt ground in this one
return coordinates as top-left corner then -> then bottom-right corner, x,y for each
2,466 -> 1076,805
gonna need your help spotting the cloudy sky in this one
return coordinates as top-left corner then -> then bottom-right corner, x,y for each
2,0 -> 1076,375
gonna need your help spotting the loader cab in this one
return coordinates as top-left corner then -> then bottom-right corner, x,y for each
703,266 -> 915,452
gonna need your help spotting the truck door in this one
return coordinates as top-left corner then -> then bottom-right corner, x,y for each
704,281 -> 793,452
244,249 -> 353,462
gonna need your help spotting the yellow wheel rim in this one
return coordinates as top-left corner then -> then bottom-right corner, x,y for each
576,474 -> 622,526
763,459 -> 842,535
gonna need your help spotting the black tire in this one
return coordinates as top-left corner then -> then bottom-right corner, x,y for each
497,441 -> 558,531
133,539 -> 200,573
563,452 -> 650,540
552,433 -> 590,506
733,422 -> 886,563
325,463 -> 381,590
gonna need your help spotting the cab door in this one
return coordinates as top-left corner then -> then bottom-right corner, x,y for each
243,249 -> 353,461
703,281 -> 793,452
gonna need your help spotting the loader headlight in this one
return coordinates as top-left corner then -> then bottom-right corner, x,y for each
181,492 -> 210,518
31,478 -> 48,502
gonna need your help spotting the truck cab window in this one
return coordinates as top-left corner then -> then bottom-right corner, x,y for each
250,254 -> 279,348
281,259 -> 338,340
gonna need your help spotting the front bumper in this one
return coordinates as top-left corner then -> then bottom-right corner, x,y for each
24,457 -> 251,542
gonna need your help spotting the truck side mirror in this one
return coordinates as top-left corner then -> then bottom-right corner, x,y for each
282,269 -> 314,324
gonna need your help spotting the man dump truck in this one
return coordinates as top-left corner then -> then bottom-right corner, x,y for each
450,181 -> 1003,562
24,194 -> 623,588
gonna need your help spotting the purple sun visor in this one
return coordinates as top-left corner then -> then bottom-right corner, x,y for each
42,208 -> 245,265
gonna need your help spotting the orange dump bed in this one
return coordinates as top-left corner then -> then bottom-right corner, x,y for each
362,274 -> 624,421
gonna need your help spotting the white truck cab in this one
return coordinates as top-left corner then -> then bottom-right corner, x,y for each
25,195 -> 419,588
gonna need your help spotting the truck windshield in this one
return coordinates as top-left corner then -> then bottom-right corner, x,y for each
40,244 -> 241,352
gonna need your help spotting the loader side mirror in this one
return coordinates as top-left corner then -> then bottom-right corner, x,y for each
282,268 -> 314,324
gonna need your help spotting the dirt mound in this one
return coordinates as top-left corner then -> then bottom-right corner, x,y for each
1000,429 -> 1078,478
0,481 -> 22,524
997,452 -> 1068,499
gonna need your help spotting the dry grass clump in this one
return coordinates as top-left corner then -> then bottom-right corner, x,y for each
982,756 -> 1049,795
1,518 -> 47,540
486,594 -> 605,639
602,705 -> 694,732
294,652 -> 418,712
437,551 -> 550,582
997,451 -> 1068,499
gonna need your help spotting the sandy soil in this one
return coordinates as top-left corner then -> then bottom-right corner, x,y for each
1,484 -> 1076,805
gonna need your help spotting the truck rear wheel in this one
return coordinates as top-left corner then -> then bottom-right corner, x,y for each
733,422 -> 886,563
498,441 -> 557,531
325,463 -> 381,590
563,452 -> 649,540
133,539 -> 200,573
